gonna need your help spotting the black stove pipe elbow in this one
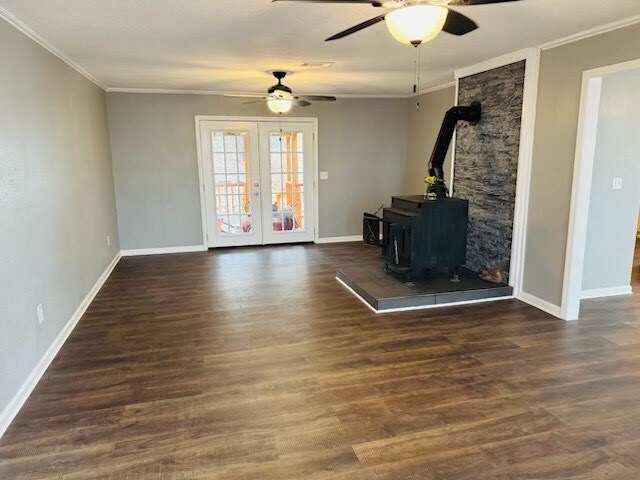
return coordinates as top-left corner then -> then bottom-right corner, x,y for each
428,102 -> 482,180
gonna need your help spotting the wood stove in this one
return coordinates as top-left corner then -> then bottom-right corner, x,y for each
382,195 -> 468,281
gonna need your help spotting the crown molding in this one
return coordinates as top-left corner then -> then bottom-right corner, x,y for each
455,48 -> 536,80
0,5 -> 106,90
107,87 -> 242,96
318,92 -> 408,99
538,14 -> 640,51
409,81 -> 456,98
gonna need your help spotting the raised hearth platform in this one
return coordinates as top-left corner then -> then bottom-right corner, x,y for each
337,263 -> 513,313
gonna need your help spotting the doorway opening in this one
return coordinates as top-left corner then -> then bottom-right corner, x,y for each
562,59 -> 640,320
195,117 -> 318,248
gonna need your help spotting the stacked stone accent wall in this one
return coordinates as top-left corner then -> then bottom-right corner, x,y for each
453,60 -> 526,281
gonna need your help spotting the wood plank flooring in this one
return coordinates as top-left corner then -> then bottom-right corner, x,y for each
1,241 -> 639,479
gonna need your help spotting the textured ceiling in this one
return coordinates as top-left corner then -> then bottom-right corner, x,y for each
2,0 -> 640,95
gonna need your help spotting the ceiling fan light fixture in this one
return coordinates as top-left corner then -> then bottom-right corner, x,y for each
272,88 -> 293,99
268,98 -> 293,114
385,5 -> 448,45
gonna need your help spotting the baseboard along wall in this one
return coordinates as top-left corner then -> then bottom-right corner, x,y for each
518,291 -> 563,318
120,245 -> 208,256
0,252 -> 122,438
315,235 -> 363,244
581,285 -> 633,299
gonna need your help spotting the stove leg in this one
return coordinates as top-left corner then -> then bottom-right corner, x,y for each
404,271 -> 416,288
449,266 -> 461,283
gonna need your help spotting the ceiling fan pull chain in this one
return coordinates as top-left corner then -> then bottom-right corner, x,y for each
415,43 -> 422,111
412,45 -> 418,96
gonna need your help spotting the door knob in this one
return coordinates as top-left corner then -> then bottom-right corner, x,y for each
254,183 -> 260,188
254,192 -> 260,197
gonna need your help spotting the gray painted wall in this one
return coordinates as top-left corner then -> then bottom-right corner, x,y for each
403,86 -> 456,194
523,22 -> 640,307
455,61 -> 526,281
0,19 -> 119,414
106,94 -> 409,248
582,68 -> 640,291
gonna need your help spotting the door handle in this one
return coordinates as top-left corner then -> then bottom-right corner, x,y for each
254,191 -> 260,197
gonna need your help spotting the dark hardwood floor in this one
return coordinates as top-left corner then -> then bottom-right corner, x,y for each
1,242 -> 639,479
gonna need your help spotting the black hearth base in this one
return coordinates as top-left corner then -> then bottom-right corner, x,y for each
336,262 -> 513,313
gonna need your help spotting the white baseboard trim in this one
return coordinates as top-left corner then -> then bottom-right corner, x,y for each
315,236 -> 363,244
581,285 -> 633,300
0,252 -> 122,439
518,291 -> 562,318
120,245 -> 208,256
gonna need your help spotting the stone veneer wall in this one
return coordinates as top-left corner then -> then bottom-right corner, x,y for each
453,60 -> 526,281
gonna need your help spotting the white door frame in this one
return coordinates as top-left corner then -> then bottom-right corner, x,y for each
560,58 -> 640,320
195,115 -> 319,247
452,48 -> 542,298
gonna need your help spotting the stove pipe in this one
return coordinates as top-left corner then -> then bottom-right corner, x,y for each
428,102 -> 482,183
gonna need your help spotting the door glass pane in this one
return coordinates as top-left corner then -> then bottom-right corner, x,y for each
227,173 -> 239,186
270,153 -> 282,172
269,132 -> 305,233
227,215 -> 242,234
215,195 -> 228,215
212,136 -> 224,152
270,135 -> 282,153
271,174 -> 283,194
213,153 -> 225,172
211,131 -> 252,236
224,136 -> 237,152
225,154 -> 238,173
227,194 -> 241,215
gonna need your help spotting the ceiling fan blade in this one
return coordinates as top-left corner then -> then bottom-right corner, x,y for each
293,99 -> 312,107
326,14 -> 386,41
224,94 -> 267,99
273,0 -> 379,4
298,95 -> 337,102
244,100 -> 267,105
448,0 -> 523,5
442,9 -> 478,36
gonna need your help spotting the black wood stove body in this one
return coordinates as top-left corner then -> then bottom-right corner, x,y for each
382,195 -> 468,280
364,102 -> 480,283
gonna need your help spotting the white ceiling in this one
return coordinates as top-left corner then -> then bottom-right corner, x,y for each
2,0 -> 640,96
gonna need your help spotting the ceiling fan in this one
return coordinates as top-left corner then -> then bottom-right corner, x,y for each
273,0 -> 524,45
224,71 -> 336,114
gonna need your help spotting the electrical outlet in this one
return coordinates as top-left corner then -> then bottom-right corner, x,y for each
106,235 -> 111,247
320,171 -> 329,180
37,303 -> 44,324
612,177 -> 623,190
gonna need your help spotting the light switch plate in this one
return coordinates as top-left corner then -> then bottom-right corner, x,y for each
320,171 -> 329,180
612,177 -> 623,190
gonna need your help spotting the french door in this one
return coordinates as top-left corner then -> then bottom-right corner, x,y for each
199,119 -> 315,248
